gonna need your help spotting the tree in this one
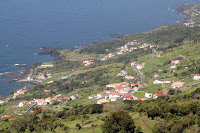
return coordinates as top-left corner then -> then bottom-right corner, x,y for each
76,123 -> 81,130
101,111 -> 136,133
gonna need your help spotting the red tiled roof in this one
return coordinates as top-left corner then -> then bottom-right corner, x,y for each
112,92 -> 121,96
115,86 -> 123,90
124,94 -> 133,99
171,82 -> 184,87
136,97 -> 145,100
98,92 -> 107,95
154,93 -> 166,97
196,74 -> 200,76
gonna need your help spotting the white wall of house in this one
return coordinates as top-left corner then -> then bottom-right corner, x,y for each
145,93 -> 152,98
194,76 -> 200,80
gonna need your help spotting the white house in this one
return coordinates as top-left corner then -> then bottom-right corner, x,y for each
194,74 -> 200,80
119,87 -> 130,94
45,97 -> 53,104
136,64 -> 145,69
170,66 -> 176,69
97,92 -> 108,99
36,99 -> 47,106
109,92 -> 121,100
153,79 -> 165,84
145,93 -> 152,99
88,94 -> 97,99
106,84 -> 116,88
131,62 -> 137,67
165,79 -> 171,83
133,87 -> 139,92
70,94 -> 82,100
19,100 -> 30,107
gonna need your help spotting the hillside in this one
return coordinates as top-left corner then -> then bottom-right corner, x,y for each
1,24 -> 200,133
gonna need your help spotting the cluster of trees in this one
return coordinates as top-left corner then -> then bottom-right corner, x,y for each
1,113 -> 68,132
101,111 -> 136,133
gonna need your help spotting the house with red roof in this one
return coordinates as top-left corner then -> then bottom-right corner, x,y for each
171,60 -> 181,65
45,97 -> 53,104
119,87 -> 130,94
70,94 -> 83,100
109,92 -> 121,101
63,97 -> 71,102
134,97 -> 146,101
194,74 -> 200,80
36,99 -> 47,106
124,94 -> 133,100
136,64 -> 145,69
171,82 -> 184,89
19,100 -> 31,107
104,90 -> 113,94
131,83 -> 143,88
44,90 -> 51,93
0,100 -> 4,104
115,86 -> 123,92
125,75 -> 134,80
6,97 -> 11,102
117,51 -> 123,55
153,93 -> 166,99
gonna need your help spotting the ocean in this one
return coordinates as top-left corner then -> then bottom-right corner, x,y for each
0,0 -> 199,96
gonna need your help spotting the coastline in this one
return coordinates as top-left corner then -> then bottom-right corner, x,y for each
1,2 -> 198,98
2,47 -> 66,93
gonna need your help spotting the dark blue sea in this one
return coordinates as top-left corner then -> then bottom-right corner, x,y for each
0,0 -> 199,96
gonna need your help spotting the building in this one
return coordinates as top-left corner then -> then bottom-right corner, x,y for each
19,100 -> 30,107
97,92 -> 108,99
134,97 -> 146,101
171,82 -> 184,89
0,100 -> 4,104
45,97 -> 53,104
125,75 -> 134,80
109,92 -> 121,99
131,62 -> 137,67
124,94 -> 133,100
136,64 -> 145,69
36,99 -> 47,106
88,94 -> 97,99
63,97 -> 71,102
97,99 -> 110,104
70,94 -> 83,100
115,86 -> 123,92
194,74 -> 200,80
171,60 -> 181,65
153,93 -> 166,99
145,93 -> 152,99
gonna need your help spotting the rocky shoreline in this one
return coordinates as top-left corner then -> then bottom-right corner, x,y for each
37,47 -> 66,61
3,47 -> 66,89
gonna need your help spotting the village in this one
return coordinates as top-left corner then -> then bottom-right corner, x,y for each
1,39 -> 200,120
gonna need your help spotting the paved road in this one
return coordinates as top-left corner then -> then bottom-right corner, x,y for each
180,80 -> 200,89
133,64 -> 146,82
25,103 -> 37,113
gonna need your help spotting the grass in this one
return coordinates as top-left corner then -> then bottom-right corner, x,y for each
131,113 -> 159,133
